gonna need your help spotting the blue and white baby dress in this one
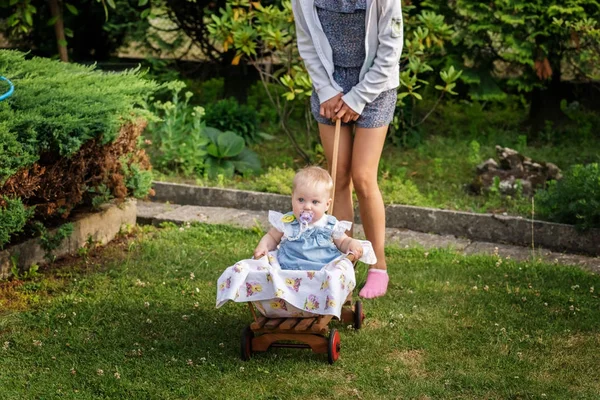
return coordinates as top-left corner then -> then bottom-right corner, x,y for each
272,211 -> 352,270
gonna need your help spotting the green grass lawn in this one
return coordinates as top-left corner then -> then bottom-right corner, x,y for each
1,224 -> 599,399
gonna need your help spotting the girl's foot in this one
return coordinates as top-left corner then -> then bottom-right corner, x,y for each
359,268 -> 388,299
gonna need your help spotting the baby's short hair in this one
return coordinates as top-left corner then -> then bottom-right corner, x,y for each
293,166 -> 334,196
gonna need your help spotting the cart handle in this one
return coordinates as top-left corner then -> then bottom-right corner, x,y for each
0,76 -> 14,102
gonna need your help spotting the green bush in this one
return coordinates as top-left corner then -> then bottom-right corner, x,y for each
203,97 -> 262,145
0,50 -> 157,248
0,51 -> 155,181
239,166 -> 295,195
535,163 -> 600,230
194,77 -> 225,105
145,82 -> 261,179
246,81 -> 281,124
0,197 -> 34,249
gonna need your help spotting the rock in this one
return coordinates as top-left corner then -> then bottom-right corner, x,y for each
477,158 -> 499,173
473,146 -> 562,197
497,146 -> 525,172
545,162 -> 561,180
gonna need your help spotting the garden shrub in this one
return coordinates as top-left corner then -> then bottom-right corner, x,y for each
145,82 -> 261,179
203,97 -> 262,145
0,50 -> 157,248
535,163 -> 600,230
379,175 -> 430,206
246,81 -> 282,124
0,197 -> 34,249
239,166 -> 295,195
194,77 -> 225,105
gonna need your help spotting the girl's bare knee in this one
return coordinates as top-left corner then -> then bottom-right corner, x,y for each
351,173 -> 377,197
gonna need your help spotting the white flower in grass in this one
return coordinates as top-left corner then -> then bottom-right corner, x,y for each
144,302 -> 150,308
114,371 -> 121,379
146,319 -> 152,324
196,288 -> 200,293
569,305 -> 575,311
190,273 -> 195,280
571,285 -> 580,290
239,367 -> 245,372
187,359 -> 194,366
70,368 -> 76,375
219,343 -> 224,348
200,357 -> 206,363
483,285 -> 489,291
2,341 -> 9,351
97,369 -> 104,376
33,340 -> 43,347
182,315 -> 189,321
193,302 -> 199,308
590,287 -> 594,293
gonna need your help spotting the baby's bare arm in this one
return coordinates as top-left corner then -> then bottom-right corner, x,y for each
334,234 -> 363,258
254,228 -> 284,258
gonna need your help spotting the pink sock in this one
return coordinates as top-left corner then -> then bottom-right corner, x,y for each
359,269 -> 389,299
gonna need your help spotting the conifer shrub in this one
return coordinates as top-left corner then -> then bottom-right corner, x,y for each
0,50 -> 158,248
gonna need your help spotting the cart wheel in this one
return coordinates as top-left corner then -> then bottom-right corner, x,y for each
240,325 -> 254,361
354,300 -> 365,330
328,328 -> 341,364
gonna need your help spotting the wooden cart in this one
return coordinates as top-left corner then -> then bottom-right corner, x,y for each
240,255 -> 364,364
240,296 -> 363,364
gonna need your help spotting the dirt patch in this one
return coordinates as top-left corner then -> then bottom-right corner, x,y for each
388,349 -> 428,378
0,227 -> 141,314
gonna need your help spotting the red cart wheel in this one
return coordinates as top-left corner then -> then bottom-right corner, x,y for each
354,300 -> 365,330
328,328 -> 341,364
240,325 -> 254,361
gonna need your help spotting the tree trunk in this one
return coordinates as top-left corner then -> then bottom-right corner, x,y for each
528,51 -> 570,135
47,0 -> 68,62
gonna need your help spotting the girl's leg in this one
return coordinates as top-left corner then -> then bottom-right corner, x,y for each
352,125 -> 389,298
319,122 -> 354,233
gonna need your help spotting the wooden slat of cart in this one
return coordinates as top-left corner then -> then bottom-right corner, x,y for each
294,317 -> 316,331
310,315 -> 333,334
279,318 -> 300,330
250,317 -> 268,330
264,318 -> 285,329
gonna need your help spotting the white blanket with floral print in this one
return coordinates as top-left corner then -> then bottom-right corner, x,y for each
215,241 -> 376,319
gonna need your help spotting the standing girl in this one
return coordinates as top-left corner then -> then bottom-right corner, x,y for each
292,0 -> 403,298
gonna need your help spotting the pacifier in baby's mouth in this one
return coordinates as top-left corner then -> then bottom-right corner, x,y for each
299,211 -> 314,224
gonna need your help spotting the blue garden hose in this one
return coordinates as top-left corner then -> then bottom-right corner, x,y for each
0,76 -> 14,101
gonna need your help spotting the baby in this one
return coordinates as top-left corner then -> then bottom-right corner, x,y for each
254,166 -> 364,270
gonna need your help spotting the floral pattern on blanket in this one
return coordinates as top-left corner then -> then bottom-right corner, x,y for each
215,242 -> 376,319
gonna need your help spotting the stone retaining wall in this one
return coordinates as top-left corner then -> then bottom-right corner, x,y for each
151,181 -> 600,256
0,200 -> 137,279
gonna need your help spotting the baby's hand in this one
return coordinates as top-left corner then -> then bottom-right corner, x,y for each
253,245 -> 269,259
347,239 -> 363,259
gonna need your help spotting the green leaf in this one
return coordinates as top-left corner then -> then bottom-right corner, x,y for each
231,148 -> 262,174
216,131 -> 245,158
47,16 -> 59,26
205,158 -> 235,179
138,0 -> 149,6
65,3 -> 78,15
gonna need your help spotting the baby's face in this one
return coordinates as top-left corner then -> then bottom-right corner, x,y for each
292,183 -> 331,223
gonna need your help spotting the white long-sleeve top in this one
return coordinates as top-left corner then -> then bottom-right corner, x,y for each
292,0 -> 403,115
